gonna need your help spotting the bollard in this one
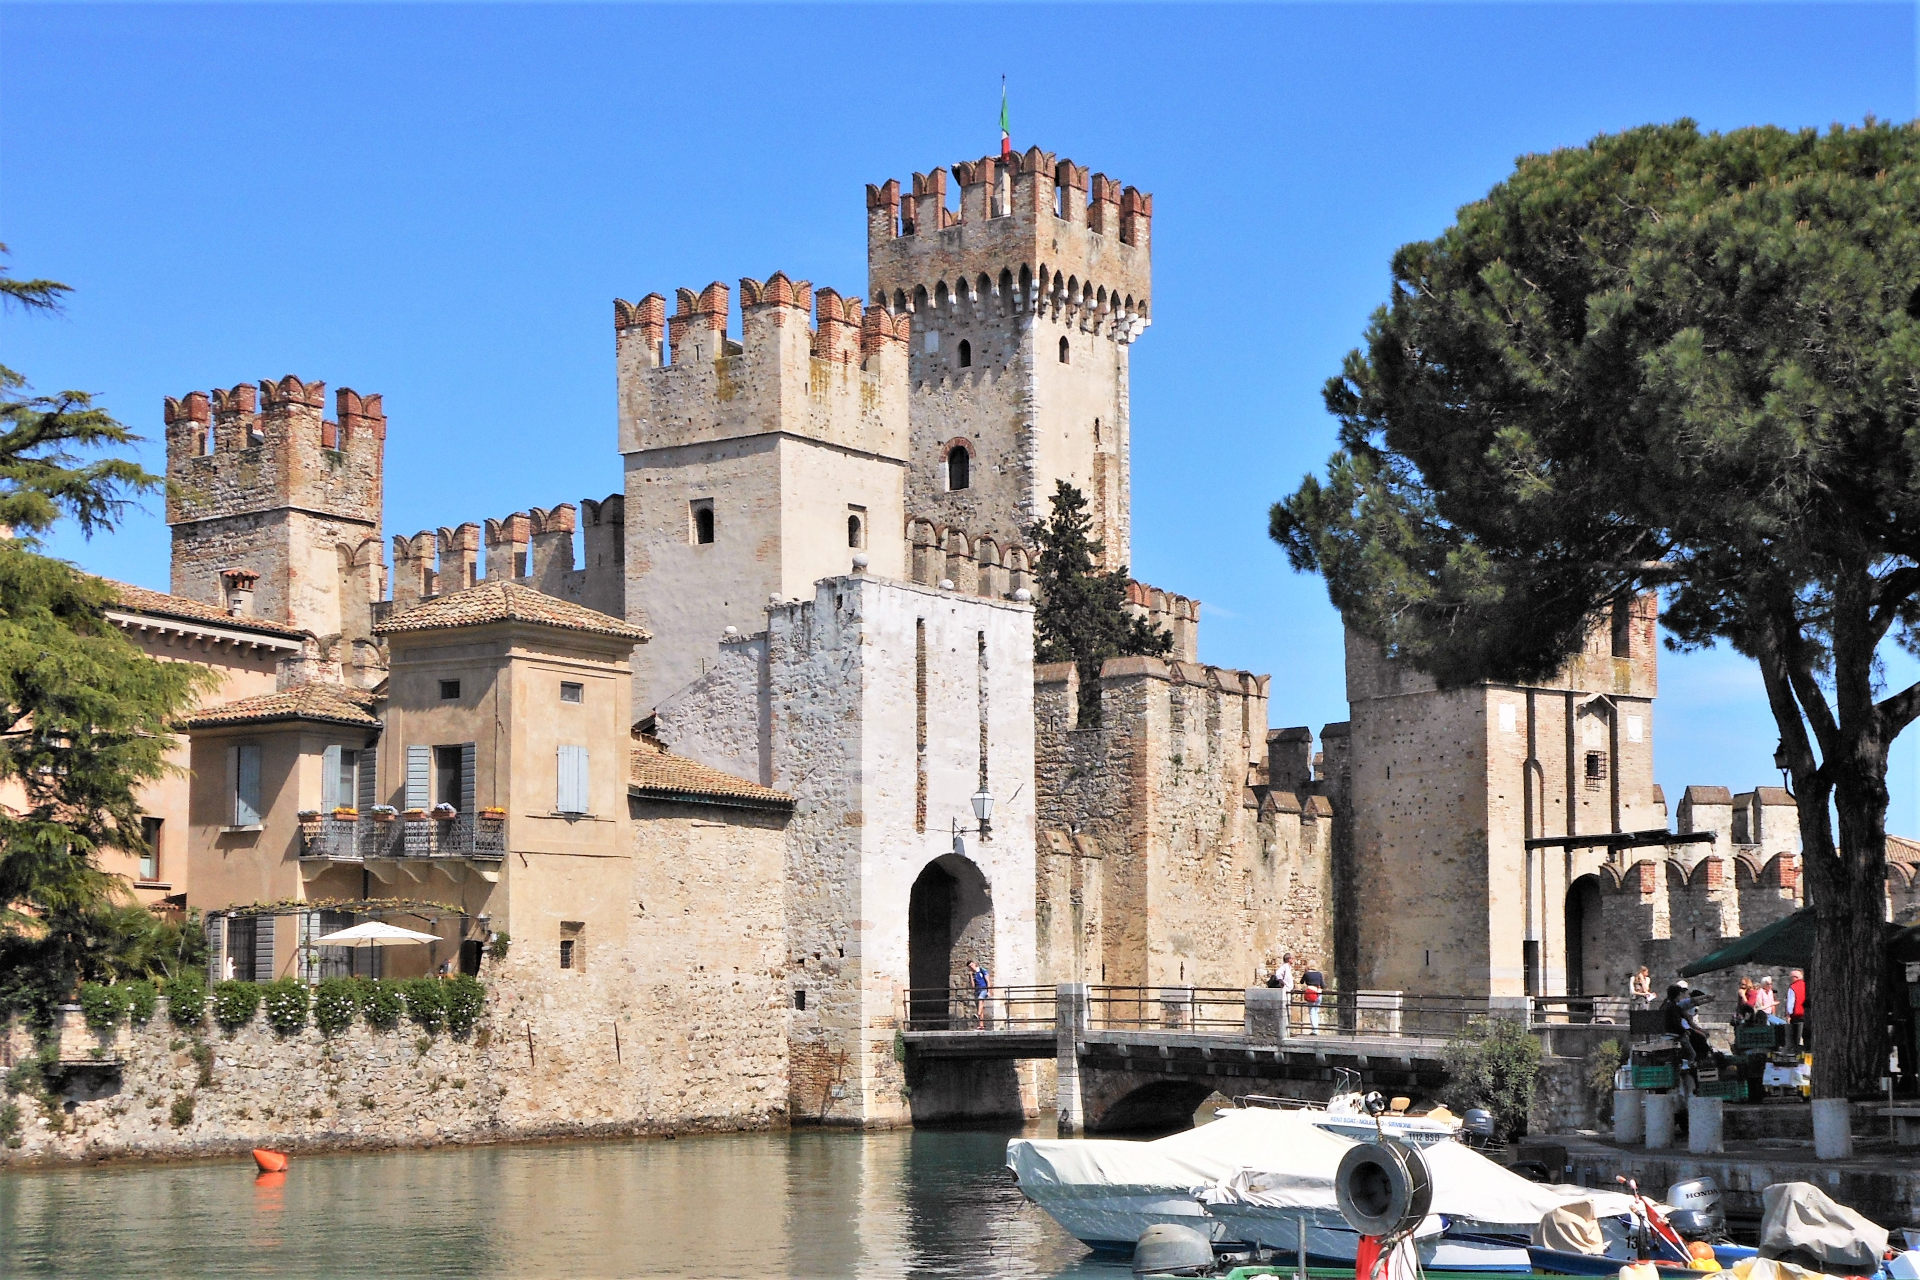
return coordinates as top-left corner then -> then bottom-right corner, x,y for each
1644,1092 -> 1677,1150
1614,1089 -> 1645,1144
1811,1097 -> 1854,1160
1687,1096 -> 1724,1154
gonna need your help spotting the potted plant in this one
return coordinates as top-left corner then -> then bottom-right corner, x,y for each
431,802 -> 459,821
478,806 -> 506,821
402,808 -> 428,821
331,806 -> 358,820
369,804 -> 399,823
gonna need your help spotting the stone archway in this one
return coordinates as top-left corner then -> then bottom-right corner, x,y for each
1566,874 -> 1605,997
907,854 -> 994,1029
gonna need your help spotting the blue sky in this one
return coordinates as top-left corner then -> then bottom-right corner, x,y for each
5,3 -> 1918,831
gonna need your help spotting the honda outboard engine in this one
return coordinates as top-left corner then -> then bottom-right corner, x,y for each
1132,1223 -> 1215,1277
1666,1178 -> 1727,1237
1668,1210 -> 1715,1244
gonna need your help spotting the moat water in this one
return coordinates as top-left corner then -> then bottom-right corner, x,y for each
0,1126 -> 1134,1278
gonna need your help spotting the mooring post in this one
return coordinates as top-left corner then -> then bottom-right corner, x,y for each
1056,983 -> 1090,1135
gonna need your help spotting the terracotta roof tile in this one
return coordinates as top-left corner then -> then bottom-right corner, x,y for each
1890,834 -> 1920,864
186,682 -> 381,730
376,581 -> 648,642
102,579 -> 305,639
629,738 -> 791,810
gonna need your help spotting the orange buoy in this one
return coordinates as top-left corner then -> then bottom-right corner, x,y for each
252,1148 -> 288,1173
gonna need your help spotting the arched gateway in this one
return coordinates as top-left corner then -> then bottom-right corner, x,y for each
907,854 -> 994,1029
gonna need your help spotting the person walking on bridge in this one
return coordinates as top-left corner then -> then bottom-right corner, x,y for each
1299,959 -> 1325,1035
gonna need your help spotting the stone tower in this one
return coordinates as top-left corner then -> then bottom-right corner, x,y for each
867,147 -> 1151,566
615,275 -> 913,711
163,376 -> 385,642
1336,594 -> 1663,999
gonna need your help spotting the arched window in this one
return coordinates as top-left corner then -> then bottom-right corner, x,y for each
691,499 -> 715,545
847,514 -> 863,548
958,340 -> 972,368
1059,336 -> 1070,364
947,445 -> 970,492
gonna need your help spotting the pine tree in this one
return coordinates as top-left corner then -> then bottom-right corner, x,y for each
0,250 -> 216,1018
1028,480 -> 1171,723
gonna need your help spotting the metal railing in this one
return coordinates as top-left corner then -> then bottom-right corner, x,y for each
1528,994 -> 1632,1026
900,985 -> 1056,1032
1089,986 -> 1251,1033
299,814 -> 506,861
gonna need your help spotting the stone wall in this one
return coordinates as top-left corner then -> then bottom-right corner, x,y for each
1035,658 -> 1335,992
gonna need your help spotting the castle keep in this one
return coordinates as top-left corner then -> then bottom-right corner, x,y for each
24,133 -> 1915,1165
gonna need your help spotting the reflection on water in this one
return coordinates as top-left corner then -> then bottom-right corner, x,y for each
0,1126 -> 1132,1279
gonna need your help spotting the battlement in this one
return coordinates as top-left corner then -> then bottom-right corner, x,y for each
165,377 -> 384,529
391,494 -> 624,618
866,147 -> 1152,334
616,272 -> 909,461
905,516 -> 1033,600
1126,580 -> 1199,661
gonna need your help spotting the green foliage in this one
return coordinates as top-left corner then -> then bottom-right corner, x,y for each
0,1099 -> 19,1147
487,932 -> 510,961
1272,120 -> 1920,1095
313,977 -> 360,1035
1440,1017 -> 1542,1142
1587,1038 -> 1626,1125
168,1094 -> 194,1129
360,979 -> 403,1031
1027,481 -> 1172,723
165,973 -> 206,1028
400,978 -> 446,1034
78,981 -> 128,1032
261,978 -> 308,1036
122,978 -> 157,1027
189,1038 -> 214,1087
211,980 -> 262,1032
443,975 -> 484,1035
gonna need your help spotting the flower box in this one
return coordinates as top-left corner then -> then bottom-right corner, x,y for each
430,804 -> 459,820
402,809 -> 428,820
297,810 -> 322,822
478,807 -> 507,820
369,810 -> 398,823
331,807 -> 358,819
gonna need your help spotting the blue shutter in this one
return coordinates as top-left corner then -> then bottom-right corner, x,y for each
235,744 -> 262,826
557,745 -> 589,814
322,745 -> 343,809
405,744 -> 431,809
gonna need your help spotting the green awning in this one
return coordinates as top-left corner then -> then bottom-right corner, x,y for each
1681,907 -> 1920,977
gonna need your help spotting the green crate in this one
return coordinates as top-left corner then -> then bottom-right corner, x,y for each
1633,1064 -> 1677,1090
1695,1077 -> 1747,1100
1735,1025 -> 1782,1051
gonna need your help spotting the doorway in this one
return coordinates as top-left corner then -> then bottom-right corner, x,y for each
907,854 -> 994,1029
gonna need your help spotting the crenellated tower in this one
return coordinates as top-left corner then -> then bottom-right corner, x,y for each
164,376 -> 386,641
614,273 -> 912,710
867,146 -> 1151,567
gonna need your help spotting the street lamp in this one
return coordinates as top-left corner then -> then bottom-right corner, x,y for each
952,788 -> 995,853
1773,740 -> 1796,799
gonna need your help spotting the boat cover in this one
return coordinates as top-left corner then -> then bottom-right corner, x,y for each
1533,1201 -> 1608,1255
1758,1183 -> 1888,1272
1201,1133 -> 1640,1232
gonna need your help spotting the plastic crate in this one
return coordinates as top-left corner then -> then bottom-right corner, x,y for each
1695,1077 -> 1747,1100
1633,1064 -> 1678,1090
1735,1024 -> 1782,1052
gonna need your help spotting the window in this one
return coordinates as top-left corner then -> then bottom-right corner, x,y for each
139,816 -> 162,882
691,498 -> 715,545
560,681 -> 583,704
559,921 -> 584,971
231,743 -> 262,827
847,507 -> 865,549
323,745 -> 360,810
559,939 -> 574,970
1059,336 -> 1070,363
947,445 -> 970,492
557,744 -> 590,814
439,679 -> 461,700
434,746 -> 464,811
513,550 -> 528,578
1585,751 -> 1608,789
957,339 -> 972,368
794,989 -> 806,1011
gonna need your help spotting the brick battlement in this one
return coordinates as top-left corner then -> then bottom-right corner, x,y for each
389,493 -> 624,619
905,516 -> 1033,599
616,272 -> 909,462
866,146 -> 1152,336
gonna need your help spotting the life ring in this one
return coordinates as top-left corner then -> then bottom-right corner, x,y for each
1335,1139 -> 1433,1239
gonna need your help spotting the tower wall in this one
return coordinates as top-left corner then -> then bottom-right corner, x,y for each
164,378 -> 385,638
615,276 -> 912,711
867,149 -> 1149,565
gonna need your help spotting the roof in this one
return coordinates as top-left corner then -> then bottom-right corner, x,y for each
103,579 -> 305,640
185,682 -> 381,730
629,738 -> 792,810
1750,786 -> 1794,806
1890,835 -> 1920,864
1681,785 -> 1734,805
376,580 -> 648,642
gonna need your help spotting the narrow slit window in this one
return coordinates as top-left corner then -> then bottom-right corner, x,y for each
691,499 -> 715,545
957,339 -> 972,368
1059,336 -> 1070,364
947,445 -> 970,492
847,514 -> 864,548
139,816 -> 162,882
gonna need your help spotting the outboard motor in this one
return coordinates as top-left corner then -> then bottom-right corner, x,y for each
1666,1178 -> 1727,1238
1668,1211 -> 1715,1244
1132,1223 -> 1215,1277
1462,1109 -> 1496,1149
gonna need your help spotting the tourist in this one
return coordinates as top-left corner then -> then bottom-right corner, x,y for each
971,958 -> 991,1030
1753,976 -> 1779,1024
1629,966 -> 1653,1009
1273,952 -> 1297,1032
1737,976 -> 1757,1024
1786,969 -> 1808,1049
1661,983 -> 1711,1064
1300,959 -> 1325,1035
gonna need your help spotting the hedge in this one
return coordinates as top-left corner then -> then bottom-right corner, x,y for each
165,974 -> 207,1028
211,980 -> 263,1031
261,978 -> 309,1036
313,978 -> 360,1035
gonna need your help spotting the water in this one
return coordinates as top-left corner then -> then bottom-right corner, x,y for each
0,1127 -> 1134,1278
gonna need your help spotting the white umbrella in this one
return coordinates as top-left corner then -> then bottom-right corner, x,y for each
310,921 -> 440,947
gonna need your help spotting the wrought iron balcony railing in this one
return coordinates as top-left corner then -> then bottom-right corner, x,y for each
299,814 -> 506,861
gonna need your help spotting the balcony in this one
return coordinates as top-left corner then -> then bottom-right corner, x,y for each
299,813 -> 506,863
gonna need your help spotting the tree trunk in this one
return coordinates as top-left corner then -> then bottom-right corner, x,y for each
1808,784 -> 1891,1098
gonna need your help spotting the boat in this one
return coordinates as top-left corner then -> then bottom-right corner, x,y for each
251,1148 -> 289,1173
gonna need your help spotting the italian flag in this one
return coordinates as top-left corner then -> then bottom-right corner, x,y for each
1000,81 -> 1011,156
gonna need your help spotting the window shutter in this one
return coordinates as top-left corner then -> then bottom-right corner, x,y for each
255,914 -> 276,982
206,916 -> 225,985
461,743 -> 477,814
235,744 -> 262,826
405,744 -> 431,809
357,742 -> 378,813
322,745 -> 343,809
557,744 -> 588,814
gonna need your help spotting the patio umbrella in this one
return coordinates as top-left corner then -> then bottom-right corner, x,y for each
310,921 -> 440,947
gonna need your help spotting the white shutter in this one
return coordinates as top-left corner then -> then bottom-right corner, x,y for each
322,745 -> 343,809
557,744 -> 588,814
235,744 -> 262,826
405,744 -> 431,809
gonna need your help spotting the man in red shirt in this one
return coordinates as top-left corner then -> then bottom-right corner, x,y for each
1786,969 -> 1809,1050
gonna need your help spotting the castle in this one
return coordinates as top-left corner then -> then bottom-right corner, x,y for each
100,138 -> 1917,1136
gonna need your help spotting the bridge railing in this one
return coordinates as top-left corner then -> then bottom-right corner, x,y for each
900,985 -> 1057,1032
1087,986 -> 1250,1033
1528,994 -> 1632,1026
